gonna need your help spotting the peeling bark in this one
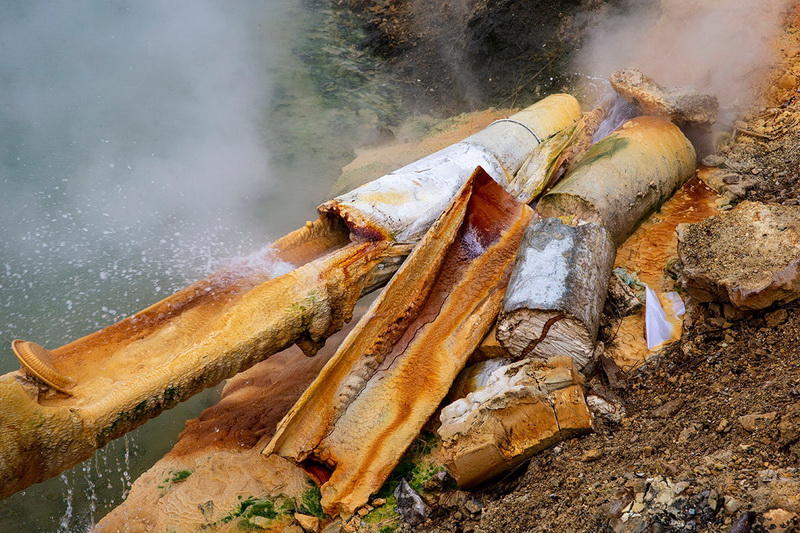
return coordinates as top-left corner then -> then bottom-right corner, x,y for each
265,168 -> 533,517
497,219 -> 615,370
319,94 -> 580,243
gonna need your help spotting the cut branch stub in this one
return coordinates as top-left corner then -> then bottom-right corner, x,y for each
497,218 -> 615,370
536,116 -> 697,246
265,167 -> 533,517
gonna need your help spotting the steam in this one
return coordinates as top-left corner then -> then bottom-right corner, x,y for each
574,0 -> 792,121
0,1 -> 290,346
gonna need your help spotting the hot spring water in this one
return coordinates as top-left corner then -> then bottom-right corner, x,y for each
0,1 -> 401,530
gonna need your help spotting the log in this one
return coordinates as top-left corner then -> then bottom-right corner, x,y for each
319,94 -> 580,242
496,218 -> 615,369
438,356 -> 591,488
264,168 -> 533,517
536,116 -> 696,246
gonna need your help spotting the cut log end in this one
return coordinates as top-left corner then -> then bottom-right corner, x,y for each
496,309 -> 595,370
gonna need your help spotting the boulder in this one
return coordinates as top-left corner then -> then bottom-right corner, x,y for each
678,201 -> 800,309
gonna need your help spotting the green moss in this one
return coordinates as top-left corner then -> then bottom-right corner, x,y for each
298,484 -> 326,519
362,496 -> 398,524
569,136 -> 630,175
169,470 -> 192,483
378,527 -> 398,533
204,495 -> 296,531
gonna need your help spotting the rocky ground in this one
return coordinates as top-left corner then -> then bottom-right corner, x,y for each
336,2 -> 800,533
341,0 -> 604,115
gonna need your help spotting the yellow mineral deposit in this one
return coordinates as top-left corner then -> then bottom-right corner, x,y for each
265,168 -> 533,517
0,219 -> 390,500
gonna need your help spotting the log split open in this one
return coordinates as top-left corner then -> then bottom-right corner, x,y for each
265,168 -> 533,517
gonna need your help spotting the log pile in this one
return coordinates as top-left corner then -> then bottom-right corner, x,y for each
5,76 -> 723,532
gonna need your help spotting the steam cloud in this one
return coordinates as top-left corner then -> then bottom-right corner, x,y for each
0,1 -> 289,345
574,0 -> 792,120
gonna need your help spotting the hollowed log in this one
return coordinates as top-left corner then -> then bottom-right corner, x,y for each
265,168 -> 533,517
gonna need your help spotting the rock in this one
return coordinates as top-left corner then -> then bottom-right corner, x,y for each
321,520 -> 343,533
653,398 -> 684,418
439,490 -> 470,509
464,497 -> 483,514
766,308 -> 789,327
580,449 -> 603,462
725,496 -> 744,514
294,513 -> 321,532
394,479 -> 431,526
778,73 -> 797,90
738,412 -> 778,432
283,526 -> 305,533
371,498 -> 386,507
437,356 -> 591,487
610,68 -> 719,126
678,202 -> 800,310
762,508 -> 798,532
587,394 -> 626,424
778,402 -> 800,449
728,511 -> 756,532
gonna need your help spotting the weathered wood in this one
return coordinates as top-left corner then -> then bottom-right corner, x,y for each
265,168 -> 533,517
319,94 -> 580,243
536,116 -> 696,246
438,356 -> 591,488
497,218 -> 615,370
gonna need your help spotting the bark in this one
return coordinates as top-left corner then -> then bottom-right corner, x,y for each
265,168 -> 533,517
536,116 -> 696,246
497,218 -> 615,370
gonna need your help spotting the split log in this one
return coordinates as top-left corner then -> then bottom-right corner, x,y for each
497,218 -> 615,369
438,356 -> 591,488
498,117 -> 696,370
265,168 -> 533,517
319,93 -> 580,242
536,116 -> 696,246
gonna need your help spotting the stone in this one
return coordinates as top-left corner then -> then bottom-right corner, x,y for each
295,513 -> 321,533
738,412 -> 778,432
653,399 -> 684,418
725,497 -> 744,515
283,526 -> 305,533
762,508 -> 798,532
678,202 -> 800,310
610,68 -> 719,125
580,449 -> 603,462
766,308 -> 789,327
394,479 -> 431,526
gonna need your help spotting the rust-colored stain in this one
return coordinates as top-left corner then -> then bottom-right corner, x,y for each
614,176 -> 719,290
266,167 -> 533,517
608,175 -> 720,370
